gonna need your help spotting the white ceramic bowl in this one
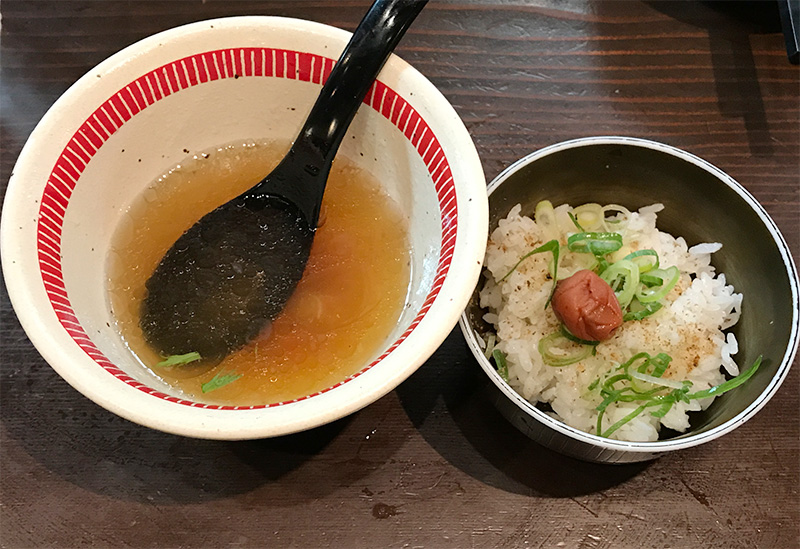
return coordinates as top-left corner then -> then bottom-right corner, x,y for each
1,17 -> 488,439
459,136 -> 798,463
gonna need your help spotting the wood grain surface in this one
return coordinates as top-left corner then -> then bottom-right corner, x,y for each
1,1 -> 798,548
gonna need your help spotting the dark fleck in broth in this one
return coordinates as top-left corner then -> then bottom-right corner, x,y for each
108,140 -> 411,405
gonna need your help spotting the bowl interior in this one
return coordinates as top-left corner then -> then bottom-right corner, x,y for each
62,53 -> 442,402
464,140 -> 797,440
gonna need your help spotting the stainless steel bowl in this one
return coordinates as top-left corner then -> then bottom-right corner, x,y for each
459,136 -> 799,464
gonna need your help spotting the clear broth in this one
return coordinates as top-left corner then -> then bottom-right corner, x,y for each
108,140 -> 411,405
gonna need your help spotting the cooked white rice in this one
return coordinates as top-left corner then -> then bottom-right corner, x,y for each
480,202 -> 742,442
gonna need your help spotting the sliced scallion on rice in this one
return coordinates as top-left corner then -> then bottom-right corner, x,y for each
600,259 -> 640,309
538,331 -> 595,367
572,203 -> 605,231
687,356 -> 761,400
492,349 -> 509,382
560,324 -> 600,346
601,204 -> 632,232
623,249 -> 659,273
630,370 -> 687,390
483,333 -> 496,359
636,266 -> 679,303
500,239 -> 560,283
568,211 -> 585,232
534,200 -> 560,241
501,239 -> 560,308
593,355 -> 762,439
567,231 -> 623,256
639,273 -> 664,287
623,300 -> 663,321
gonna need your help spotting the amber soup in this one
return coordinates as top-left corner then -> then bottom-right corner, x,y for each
108,140 -> 411,405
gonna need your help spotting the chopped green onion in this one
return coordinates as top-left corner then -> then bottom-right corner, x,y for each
687,356 -> 762,400
534,200 -> 560,241
640,274 -> 664,287
623,300 -> 663,321
592,354 -> 760,439
623,249 -> 659,274
568,211 -> 585,232
649,399 -> 678,419
560,324 -> 600,346
629,370 -> 687,390
500,239 -> 560,282
156,352 -> 202,368
648,353 -> 672,377
601,204 -> 631,232
600,259 -> 639,309
603,371 -> 633,391
483,333 -> 496,359
614,386 -> 668,401
572,203 -> 605,232
567,232 -> 624,256
201,370 -> 242,393
538,332 -> 594,367
492,349 -> 509,382
619,352 -> 652,373
636,266 -> 679,303
500,239 -> 560,308
600,405 -> 648,438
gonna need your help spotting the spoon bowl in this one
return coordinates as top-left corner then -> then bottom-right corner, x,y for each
142,0 -> 428,359
141,194 -> 312,358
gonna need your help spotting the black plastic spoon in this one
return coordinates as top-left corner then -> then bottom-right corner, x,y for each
140,0 -> 428,360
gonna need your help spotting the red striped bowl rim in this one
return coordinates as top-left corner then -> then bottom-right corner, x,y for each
36,47 -> 458,410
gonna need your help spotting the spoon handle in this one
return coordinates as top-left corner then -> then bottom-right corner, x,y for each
250,0 -> 428,227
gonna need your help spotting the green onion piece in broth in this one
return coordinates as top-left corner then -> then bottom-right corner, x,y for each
201,370 -> 242,393
156,352 -> 202,368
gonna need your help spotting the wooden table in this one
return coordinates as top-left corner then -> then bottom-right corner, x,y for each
2,1 -> 798,547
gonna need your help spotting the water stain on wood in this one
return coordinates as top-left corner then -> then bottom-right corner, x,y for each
371,503 -> 398,519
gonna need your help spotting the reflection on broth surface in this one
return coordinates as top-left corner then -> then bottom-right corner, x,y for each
108,140 -> 411,405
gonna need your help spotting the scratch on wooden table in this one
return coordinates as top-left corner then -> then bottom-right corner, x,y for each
609,508 -> 647,522
569,496 -> 600,518
427,471 -> 446,490
680,477 -> 719,519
